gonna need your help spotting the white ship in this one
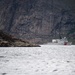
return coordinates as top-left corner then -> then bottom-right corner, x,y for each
52,37 -> 72,45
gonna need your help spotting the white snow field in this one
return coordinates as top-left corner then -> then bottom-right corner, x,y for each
0,45 -> 75,75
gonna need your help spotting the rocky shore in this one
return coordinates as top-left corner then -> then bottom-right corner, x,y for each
0,30 -> 40,47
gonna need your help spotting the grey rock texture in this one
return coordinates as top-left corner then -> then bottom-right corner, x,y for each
0,0 -> 75,44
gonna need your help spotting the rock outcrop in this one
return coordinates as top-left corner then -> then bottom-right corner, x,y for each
0,30 -> 40,47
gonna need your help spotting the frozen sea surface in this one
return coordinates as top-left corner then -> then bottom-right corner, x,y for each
0,45 -> 75,75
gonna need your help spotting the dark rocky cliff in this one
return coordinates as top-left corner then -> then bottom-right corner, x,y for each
0,0 -> 75,44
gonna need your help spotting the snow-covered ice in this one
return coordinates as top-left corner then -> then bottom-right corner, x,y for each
0,45 -> 75,75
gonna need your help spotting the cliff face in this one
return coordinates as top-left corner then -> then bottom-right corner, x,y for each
0,0 -> 75,43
